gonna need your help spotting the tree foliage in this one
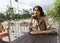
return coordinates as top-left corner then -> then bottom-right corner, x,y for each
0,7 -> 32,20
46,0 -> 60,27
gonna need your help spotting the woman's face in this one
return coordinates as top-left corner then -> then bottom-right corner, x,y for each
33,7 -> 40,16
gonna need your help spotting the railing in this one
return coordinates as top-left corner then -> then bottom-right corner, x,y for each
2,19 -> 59,41
10,21 -> 29,38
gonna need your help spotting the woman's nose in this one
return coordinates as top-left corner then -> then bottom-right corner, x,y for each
34,11 -> 37,14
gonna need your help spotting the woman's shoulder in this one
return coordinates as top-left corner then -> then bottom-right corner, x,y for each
43,16 -> 48,20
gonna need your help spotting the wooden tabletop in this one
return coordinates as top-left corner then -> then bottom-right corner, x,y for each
11,32 -> 60,43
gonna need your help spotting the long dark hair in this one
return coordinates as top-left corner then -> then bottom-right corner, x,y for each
33,6 -> 45,17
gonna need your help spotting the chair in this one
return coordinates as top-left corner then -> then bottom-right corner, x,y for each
0,21 -> 11,43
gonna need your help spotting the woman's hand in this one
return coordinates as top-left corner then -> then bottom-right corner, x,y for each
31,15 -> 35,20
31,13 -> 37,19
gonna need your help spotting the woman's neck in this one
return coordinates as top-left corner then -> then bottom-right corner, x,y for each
37,16 -> 42,22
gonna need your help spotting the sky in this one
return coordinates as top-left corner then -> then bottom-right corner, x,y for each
0,0 -> 54,13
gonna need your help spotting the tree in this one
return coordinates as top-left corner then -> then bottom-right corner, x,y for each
6,7 -> 14,20
46,0 -> 60,27
52,0 -> 60,21
0,13 -> 6,18
22,9 -> 32,19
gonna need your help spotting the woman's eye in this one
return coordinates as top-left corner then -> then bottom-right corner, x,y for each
34,10 -> 38,11
37,9 -> 39,11
34,10 -> 36,11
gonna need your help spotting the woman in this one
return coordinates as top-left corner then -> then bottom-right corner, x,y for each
29,6 -> 56,34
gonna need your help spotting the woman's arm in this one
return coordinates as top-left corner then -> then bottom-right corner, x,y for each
44,17 -> 55,29
29,15 -> 34,31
